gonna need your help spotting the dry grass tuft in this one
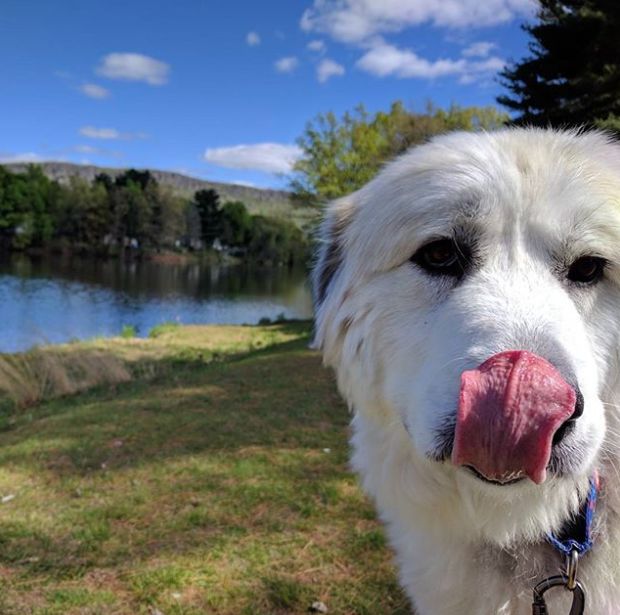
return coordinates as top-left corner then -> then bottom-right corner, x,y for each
0,348 -> 131,408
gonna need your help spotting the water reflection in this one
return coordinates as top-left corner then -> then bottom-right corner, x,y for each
0,254 -> 313,352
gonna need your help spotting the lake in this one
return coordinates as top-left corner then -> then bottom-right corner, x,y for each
0,255 -> 313,353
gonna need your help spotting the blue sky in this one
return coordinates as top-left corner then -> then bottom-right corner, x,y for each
0,0 -> 537,188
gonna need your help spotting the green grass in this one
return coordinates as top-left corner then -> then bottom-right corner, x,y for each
0,322 -> 407,614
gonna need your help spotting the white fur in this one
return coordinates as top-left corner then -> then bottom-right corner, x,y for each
313,129 -> 620,614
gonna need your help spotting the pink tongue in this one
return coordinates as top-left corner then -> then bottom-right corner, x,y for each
452,351 -> 576,484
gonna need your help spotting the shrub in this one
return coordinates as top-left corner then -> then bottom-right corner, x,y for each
120,325 -> 137,339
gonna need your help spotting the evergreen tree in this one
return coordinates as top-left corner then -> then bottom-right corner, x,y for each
498,1 -> 620,131
193,189 -> 222,245
115,169 -> 156,190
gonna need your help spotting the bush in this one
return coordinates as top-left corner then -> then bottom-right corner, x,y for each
120,325 -> 137,339
247,216 -> 308,266
221,201 -> 253,246
149,322 -> 181,338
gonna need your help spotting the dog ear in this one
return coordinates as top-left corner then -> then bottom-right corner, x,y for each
312,197 -> 355,307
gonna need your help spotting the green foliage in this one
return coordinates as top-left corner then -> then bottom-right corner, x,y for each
55,177 -> 109,248
247,215 -> 307,265
0,165 -> 59,248
498,1 -> 620,131
190,195 -> 309,265
114,169 -> 155,190
221,201 -> 253,246
193,188 -> 222,245
120,325 -> 137,339
148,321 -> 181,338
0,166 -> 308,263
291,101 -> 508,203
0,166 -> 188,253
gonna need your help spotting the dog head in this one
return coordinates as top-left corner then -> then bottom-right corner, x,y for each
313,129 -> 620,545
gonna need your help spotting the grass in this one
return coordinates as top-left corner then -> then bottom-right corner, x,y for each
0,322 -> 408,614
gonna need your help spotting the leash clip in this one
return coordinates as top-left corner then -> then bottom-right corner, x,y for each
565,549 -> 579,591
531,549 -> 585,615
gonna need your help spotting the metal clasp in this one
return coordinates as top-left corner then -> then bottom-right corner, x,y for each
532,575 -> 585,614
532,550 -> 585,615
566,549 -> 579,591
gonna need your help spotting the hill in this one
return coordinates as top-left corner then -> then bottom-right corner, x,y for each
2,161 -> 318,227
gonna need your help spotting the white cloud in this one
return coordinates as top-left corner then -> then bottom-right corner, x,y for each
97,52 -> 170,85
356,42 -> 504,80
246,31 -> 261,46
0,152 -> 42,164
74,144 -> 99,154
80,126 -> 121,140
457,57 -> 505,83
301,0 -> 536,43
79,126 -> 148,140
357,44 -> 464,78
204,143 -> 302,174
73,144 -> 125,159
307,39 -> 326,52
462,41 -> 496,57
274,56 -> 299,73
317,58 -> 345,82
468,56 -> 505,72
79,83 -> 110,99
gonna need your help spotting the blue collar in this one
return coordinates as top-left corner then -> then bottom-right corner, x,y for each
546,476 -> 598,556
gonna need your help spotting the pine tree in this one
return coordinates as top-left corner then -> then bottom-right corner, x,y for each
193,189 -> 222,245
498,1 -> 620,132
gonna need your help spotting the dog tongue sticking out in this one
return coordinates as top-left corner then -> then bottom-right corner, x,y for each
452,351 -> 576,485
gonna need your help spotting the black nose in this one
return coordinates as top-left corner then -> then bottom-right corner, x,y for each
553,388 -> 584,446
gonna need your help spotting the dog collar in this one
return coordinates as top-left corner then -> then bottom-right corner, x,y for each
531,473 -> 599,614
546,473 -> 599,556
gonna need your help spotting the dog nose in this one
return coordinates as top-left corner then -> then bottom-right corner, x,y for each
552,388 -> 584,446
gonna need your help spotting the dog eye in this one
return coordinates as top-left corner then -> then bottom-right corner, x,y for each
567,256 -> 606,284
411,239 -> 467,277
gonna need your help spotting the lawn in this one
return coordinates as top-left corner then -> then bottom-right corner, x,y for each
0,322 -> 407,614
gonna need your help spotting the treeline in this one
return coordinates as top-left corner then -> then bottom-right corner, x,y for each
291,102 -> 509,204
0,166 -> 306,265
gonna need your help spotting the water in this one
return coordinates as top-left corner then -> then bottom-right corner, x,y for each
0,254 -> 313,352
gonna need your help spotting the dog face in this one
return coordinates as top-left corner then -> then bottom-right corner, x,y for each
314,129 -> 620,545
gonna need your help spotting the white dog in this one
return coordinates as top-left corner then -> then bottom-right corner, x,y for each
313,129 -> 620,614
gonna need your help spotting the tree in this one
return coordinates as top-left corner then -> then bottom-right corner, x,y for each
94,173 -> 114,191
247,216 -> 307,265
0,165 -> 311,260
149,185 -> 185,249
115,169 -> 156,191
193,189 -> 222,245
55,177 -> 109,248
498,1 -> 620,131
290,102 -> 508,204
220,201 -> 253,246
0,165 -> 59,248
